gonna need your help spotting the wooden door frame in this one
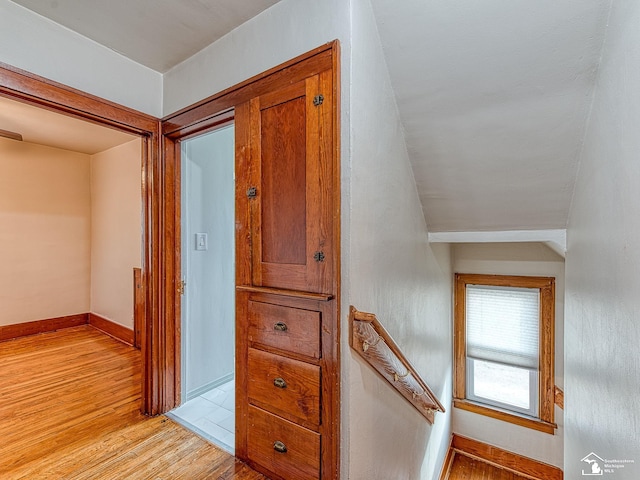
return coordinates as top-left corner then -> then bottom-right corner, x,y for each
0,62 -> 167,415
162,40 -> 340,409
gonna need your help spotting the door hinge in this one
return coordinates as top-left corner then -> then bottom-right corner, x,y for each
247,186 -> 257,198
313,251 -> 325,262
313,94 -> 324,106
178,280 -> 186,295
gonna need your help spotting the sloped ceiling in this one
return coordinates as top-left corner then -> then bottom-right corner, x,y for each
369,0 -> 611,232
6,0 -> 612,235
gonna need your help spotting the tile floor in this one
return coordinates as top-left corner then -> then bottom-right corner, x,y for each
167,380 -> 235,453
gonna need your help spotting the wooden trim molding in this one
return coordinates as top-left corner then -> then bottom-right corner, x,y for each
451,434 -> 563,480
162,42 -> 335,136
0,314 -> 88,342
0,62 -> 157,133
454,399 -> 556,435
89,313 -> 135,346
438,436 -> 456,480
133,267 -> 144,349
453,273 -> 556,432
236,285 -> 334,301
349,306 -> 445,423
554,385 -> 564,410
0,312 -> 137,349
0,62 -> 163,415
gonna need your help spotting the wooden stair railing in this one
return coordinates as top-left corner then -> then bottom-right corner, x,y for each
349,306 -> 445,423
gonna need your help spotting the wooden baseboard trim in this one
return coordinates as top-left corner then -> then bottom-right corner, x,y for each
451,434 -> 563,480
0,313 -> 88,342
438,435 -> 456,480
89,313 -> 134,346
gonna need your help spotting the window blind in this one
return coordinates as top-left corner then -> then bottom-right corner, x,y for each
466,284 -> 539,369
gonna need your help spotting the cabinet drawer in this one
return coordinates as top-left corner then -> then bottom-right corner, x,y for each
248,348 -> 320,427
248,301 -> 320,359
247,405 -> 320,480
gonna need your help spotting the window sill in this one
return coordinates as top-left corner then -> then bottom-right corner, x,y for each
454,399 -> 557,435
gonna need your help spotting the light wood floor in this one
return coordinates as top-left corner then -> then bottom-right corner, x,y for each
0,325 -> 267,480
446,452 -> 531,480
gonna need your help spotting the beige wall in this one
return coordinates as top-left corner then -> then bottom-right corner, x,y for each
0,137 -> 91,326
452,242 -> 564,467
90,139 -> 142,328
0,136 -> 141,329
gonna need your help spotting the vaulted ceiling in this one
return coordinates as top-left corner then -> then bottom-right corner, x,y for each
369,0 -> 609,234
6,0 -> 611,237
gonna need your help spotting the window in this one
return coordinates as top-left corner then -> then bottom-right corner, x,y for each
454,274 -> 556,434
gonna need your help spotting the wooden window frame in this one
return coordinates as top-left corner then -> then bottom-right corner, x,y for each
453,273 -> 556,434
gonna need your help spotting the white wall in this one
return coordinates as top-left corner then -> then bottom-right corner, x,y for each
0,0 -> 162,116
345,1 -> 453,478
90,139 -> 142,329
452,242 -> 564,467
162,0 -> 351,116
564,0 -> 640,477
0,138 -> 91,325
165,2 -> 454,478
181,126 -> 235,396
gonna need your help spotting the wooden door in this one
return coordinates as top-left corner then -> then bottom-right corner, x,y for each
248,73 -> 333,294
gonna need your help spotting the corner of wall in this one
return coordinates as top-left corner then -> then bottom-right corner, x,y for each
0,0 -> 162,116
346,0 -> 453,478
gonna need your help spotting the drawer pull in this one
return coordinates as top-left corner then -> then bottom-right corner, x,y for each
273,441 -> 288,453
273,322 -> 288,332
273,377 -> 287,389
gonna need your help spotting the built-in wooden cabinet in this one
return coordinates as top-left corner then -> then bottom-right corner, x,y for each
238,290 -> 336,479
235,44 -> 339,480
247,405 -> 321,479
247,347 -> 321,427
248,72 -> 334,294
162,42 -> 339,480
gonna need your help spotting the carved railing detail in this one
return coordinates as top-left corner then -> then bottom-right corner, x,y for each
349,306 -> 445,424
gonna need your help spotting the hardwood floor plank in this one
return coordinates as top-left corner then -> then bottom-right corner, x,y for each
0,326 -> 267,480
447,453 -> 534,480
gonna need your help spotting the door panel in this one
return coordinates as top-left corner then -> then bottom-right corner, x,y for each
260,95 -> 307,265
249,75 -> 332,294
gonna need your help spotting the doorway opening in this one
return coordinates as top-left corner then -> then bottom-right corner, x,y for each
167,124 -> 236,453
0,94 -> 144,344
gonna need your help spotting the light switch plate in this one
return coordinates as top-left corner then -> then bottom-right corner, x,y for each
195,233 -> 208,251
